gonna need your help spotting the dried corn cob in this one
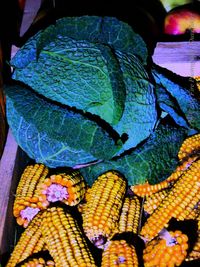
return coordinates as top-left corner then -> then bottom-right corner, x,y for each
186,215 -> 200,261
16,255 -> 55,267
131,155 -> 197,198
175,197 -> 200,221
131,181 -> 170,197
6,212 -> 43,267
117,196 -> 141,234
143,229 -> 188,267
140,158 -> 200,241
144,189 -> 169,215
101,239 -> 138,267
41,206 -> 97,267
77,186 -> 91,215
194,76 -> 200,91
38,170 -> 86,207
82,171 -> 127,248
178,133 -> 200,161
13,164 -> 49,227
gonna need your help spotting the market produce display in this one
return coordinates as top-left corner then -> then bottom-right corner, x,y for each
3,15 -> 200,267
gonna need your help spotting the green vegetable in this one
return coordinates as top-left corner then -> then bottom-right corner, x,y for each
10,16 -> 157,152
6,84 -> 122,167
5,16 -> 200,186
152,64 -> 200,131
80,121 -> 188,186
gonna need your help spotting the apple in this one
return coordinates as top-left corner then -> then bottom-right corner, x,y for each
164,8 -> 200,35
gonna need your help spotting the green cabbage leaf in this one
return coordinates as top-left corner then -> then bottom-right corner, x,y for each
6,84 -> 123,167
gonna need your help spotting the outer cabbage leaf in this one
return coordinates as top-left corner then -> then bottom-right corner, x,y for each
11,36 -> 126,126
81,122 -> 187,186
114,51 -> 157,152
155,84 -> 190,128
152,64 -> 200,130
36,16 -> 148,64
5,84 -> 123,167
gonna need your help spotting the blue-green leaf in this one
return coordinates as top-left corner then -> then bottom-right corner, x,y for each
5,84 -> 123,167
81,122 -> 187,186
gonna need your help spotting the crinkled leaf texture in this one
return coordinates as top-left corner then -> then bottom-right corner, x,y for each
5,84 -> 123,167
152,64 -> 200,131
81,122 -> 187,186
11,15 -> 148,126
11,16 -> 157,151
155,84 -> 190,128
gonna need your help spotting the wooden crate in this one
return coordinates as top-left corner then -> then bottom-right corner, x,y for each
0,130 -> 29,263
0,41 -> 199,266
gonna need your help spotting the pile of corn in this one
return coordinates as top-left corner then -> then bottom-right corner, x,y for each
5,133 -> 200,267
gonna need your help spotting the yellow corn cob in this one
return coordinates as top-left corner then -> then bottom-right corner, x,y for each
77,186 -> 91,215
32,235 -> 46,255
132,133 -> 200,198
140,158 -> 200,241
143,229 -> 188,267
82,171 -> 127,248
101,240 -> 138,267
13,164 -> 49,227
175,195 -> 200,221
194,76 -> 200,91
41,206 -> 97,267
38,170 -> 86,207
117,196 -> 141,234
144,189 -> 169,215
131,181 -> 170,197
178,133 -> 200,161
186,215 -> 200,261
6,212 -> 43,267
17,256 -> 55,267
131,155 -> 197,198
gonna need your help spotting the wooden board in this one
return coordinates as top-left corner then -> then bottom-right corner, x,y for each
0,130 -> 28,260
153,41 -> 200,77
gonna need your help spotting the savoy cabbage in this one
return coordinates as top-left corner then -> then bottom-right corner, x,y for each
5,16 -> 200,186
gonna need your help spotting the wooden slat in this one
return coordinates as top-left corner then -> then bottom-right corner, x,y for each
0,130 -> 29,260
152,41 -> 200,77
0,130 -> 18,257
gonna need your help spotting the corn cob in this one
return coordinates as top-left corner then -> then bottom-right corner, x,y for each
117,196 -> 141,234
13,164 -> 49,227
143,229 -> 188,267
144,189 -> 169,215
77,186 -> 91,215
6,212 -> 43,267
186,215 -> 200,261
194,76 -> 200,91
41,206 -> 97,267
101,239 -> 138,267
16,255 -> 55,267
178,133 -> 200,161
131,155 -> 197,198
38,170 -> 86,207
82,171 -> 127,248
140,158 -> 200,241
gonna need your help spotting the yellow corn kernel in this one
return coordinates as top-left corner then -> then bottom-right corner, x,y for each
143,229 -> 188,267
17,255 -> 55,267
41,206 -> 97,267
118,195 -> 141,234
144,189 -> 169,215
82,170 -> 127,248
6,212 -> 43,267
38,170 -> 86,207
178,133 -> 200,161
140,159 -> 200,241
13,164 -> 49,227
101,240 -> 138,267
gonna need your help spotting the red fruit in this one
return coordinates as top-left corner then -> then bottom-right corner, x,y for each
164,8 -> 200,35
